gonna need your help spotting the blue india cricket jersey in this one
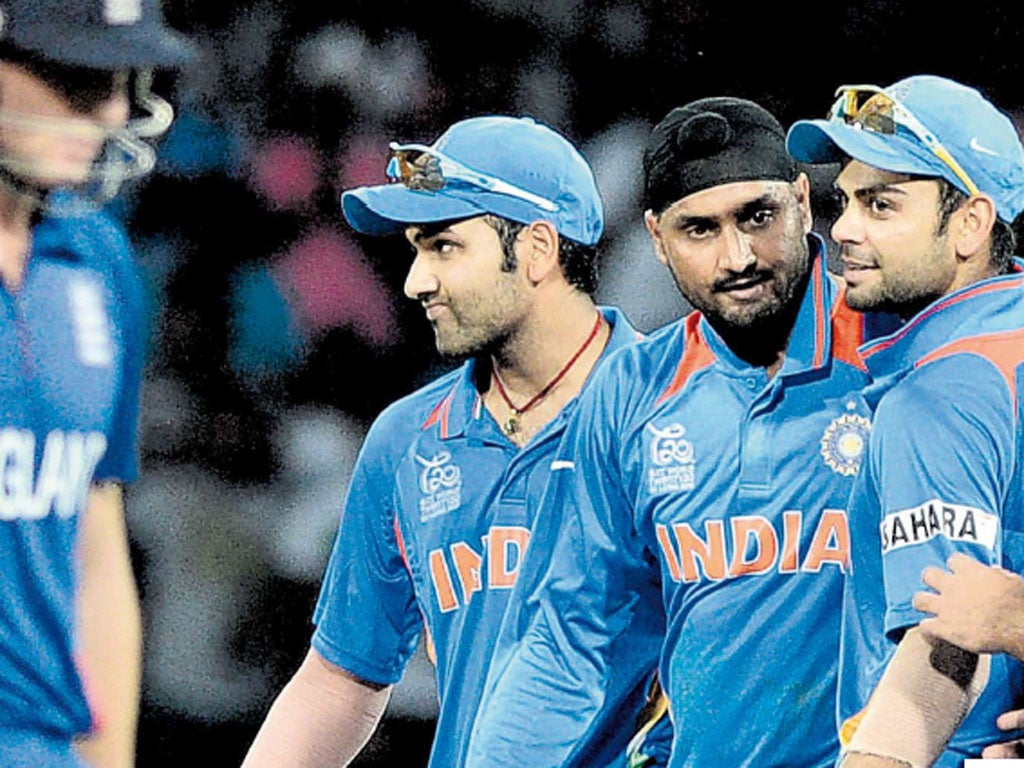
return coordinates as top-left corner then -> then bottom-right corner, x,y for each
312,307 -> 640,768
0,195 -> 144,766
839,270 -> 1024,766
469,238 -> 878,767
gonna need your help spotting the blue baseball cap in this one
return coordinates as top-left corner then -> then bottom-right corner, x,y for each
0,0 -> 196,69
787,75 -> 1024,223
341,116 -> 604,246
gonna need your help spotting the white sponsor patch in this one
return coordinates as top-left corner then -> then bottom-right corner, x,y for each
880,499 -> 999,554
550,460 -> 574,471
105,0 -> 142,24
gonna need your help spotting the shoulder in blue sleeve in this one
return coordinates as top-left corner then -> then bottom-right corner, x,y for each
311,381 -> 450,685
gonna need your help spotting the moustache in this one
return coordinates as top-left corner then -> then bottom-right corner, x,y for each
838,244 -> 878,268
712,269 -> 773,293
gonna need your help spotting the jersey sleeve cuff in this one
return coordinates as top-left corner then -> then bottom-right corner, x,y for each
311,628 -> 405,687
884,603 -> 927,643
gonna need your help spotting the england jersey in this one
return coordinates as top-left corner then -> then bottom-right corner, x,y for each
469,237 -> 880,767
0,194 -> 144,765
838,269 -> 1024,766
312,307 -> 641,768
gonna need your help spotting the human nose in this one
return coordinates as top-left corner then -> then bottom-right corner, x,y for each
404,250 -> 440,300
830,202 -> 863,246
720,226 -> 755,273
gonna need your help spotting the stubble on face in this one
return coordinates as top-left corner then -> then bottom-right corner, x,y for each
841,235 -> 952,316
689,231 -> 809,331
662,181 -> 812,334
430,268 -> 527,358
408,217 -> 532,360
833,166 -> 956,317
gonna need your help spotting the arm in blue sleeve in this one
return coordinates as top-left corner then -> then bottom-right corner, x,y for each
468,377 -> 664,767
875,354 -> 1014,636
312,414 -> 422,685
96,226 -> 146,483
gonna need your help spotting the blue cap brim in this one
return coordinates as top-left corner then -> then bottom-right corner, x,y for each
787,119 -> 945,179
341,184 -> 488,236
11,25 -> 197,69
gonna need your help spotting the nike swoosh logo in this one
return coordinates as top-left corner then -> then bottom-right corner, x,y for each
969,137 -> 1000,156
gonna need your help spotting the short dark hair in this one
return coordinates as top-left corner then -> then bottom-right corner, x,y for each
484,215 -> 599,295
936,180 -> 1016,273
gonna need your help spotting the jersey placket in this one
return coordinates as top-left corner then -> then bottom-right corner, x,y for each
737,370 -> 776,494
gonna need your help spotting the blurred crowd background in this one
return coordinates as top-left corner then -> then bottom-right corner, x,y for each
115,1 -> 1024,764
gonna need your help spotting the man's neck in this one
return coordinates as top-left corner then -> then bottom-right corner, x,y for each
895,256 -> 1005,322
485,290 -> 608,445
0,183 -> 38,292
708,270 -> 810,379
491,292 -> 604,390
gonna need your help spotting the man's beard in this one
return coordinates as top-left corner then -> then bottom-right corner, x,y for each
674,252 -> 811,368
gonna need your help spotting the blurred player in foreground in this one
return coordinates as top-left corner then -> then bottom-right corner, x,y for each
240,115 -> 653,768
0,0 -> 193,765
467,97 -> 884,767
788,73 -> 1024,767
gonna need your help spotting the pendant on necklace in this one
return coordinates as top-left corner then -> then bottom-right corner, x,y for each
504,411 -> 520,436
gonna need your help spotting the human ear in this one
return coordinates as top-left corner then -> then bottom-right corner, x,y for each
645,210 -> 669,267
523,220 -> 559,284
953,194 -> 998,260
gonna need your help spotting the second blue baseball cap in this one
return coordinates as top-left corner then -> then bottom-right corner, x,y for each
787,75 -> 1024,223
0,0 -> 196,69
342,116 -> 604,246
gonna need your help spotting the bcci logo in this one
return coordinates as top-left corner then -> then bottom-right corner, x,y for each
416,451 -> 462,521
820,414 -> 870,476
647,423 -> 695,494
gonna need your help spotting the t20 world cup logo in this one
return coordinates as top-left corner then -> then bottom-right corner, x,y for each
647,423 -> 696,494
416,451 -> 462,494
649,423 -> 695,466
416,451 -> 463,521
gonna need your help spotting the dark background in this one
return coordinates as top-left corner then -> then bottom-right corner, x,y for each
118,2 -> 1024,765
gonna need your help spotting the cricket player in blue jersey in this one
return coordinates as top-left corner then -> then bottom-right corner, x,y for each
788,74 -> 1024,767
241,115 -> 655,768
468,97 -> 885,767
0,1 -> 193,766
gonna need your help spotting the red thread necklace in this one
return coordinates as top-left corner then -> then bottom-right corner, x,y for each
491,312 -> 604,437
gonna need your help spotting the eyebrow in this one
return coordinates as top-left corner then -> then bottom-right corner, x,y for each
672,213 -> 719,230
671,193 -> 782,228
410,223 -> 455,244
734,194 -> 782,219
835,181 -> 913,200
